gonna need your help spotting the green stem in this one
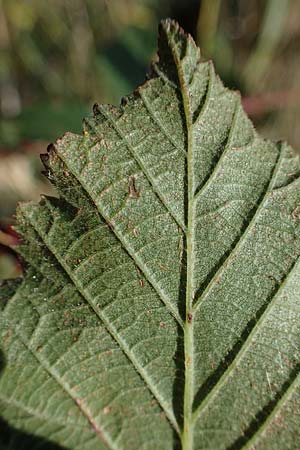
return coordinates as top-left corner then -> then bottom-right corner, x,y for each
177,48 -> 195,450
166,23 -> 195,448
182,317 -> 194,449
182,148 -> 195,449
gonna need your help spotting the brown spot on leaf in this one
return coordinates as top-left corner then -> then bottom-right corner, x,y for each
128,176 -> 140,198
103,406 -> 111,415
291,207 -> 300,219
187,313 -> 192,324
107,221 -> 114,231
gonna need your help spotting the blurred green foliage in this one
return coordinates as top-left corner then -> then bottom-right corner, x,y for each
0,0 -> 300,277
1,0 -> 300,147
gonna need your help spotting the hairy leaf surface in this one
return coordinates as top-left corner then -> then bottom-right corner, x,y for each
1,20 -> 300,450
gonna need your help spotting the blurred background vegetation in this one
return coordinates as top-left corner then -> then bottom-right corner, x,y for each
0,0 -> 300,278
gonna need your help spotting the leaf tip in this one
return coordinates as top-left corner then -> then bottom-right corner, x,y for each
159,18 -> 188,41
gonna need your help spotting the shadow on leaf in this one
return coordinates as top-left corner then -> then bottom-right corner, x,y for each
0,348 -> 66,450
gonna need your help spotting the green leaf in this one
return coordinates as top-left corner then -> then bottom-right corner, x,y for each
1,19 -> 300,450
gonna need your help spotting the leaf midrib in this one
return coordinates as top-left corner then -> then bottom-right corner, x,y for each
163,25 -> 289,450
165,31 -> 196,450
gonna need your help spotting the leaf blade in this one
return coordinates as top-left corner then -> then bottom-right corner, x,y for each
1,18 -> 300,450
